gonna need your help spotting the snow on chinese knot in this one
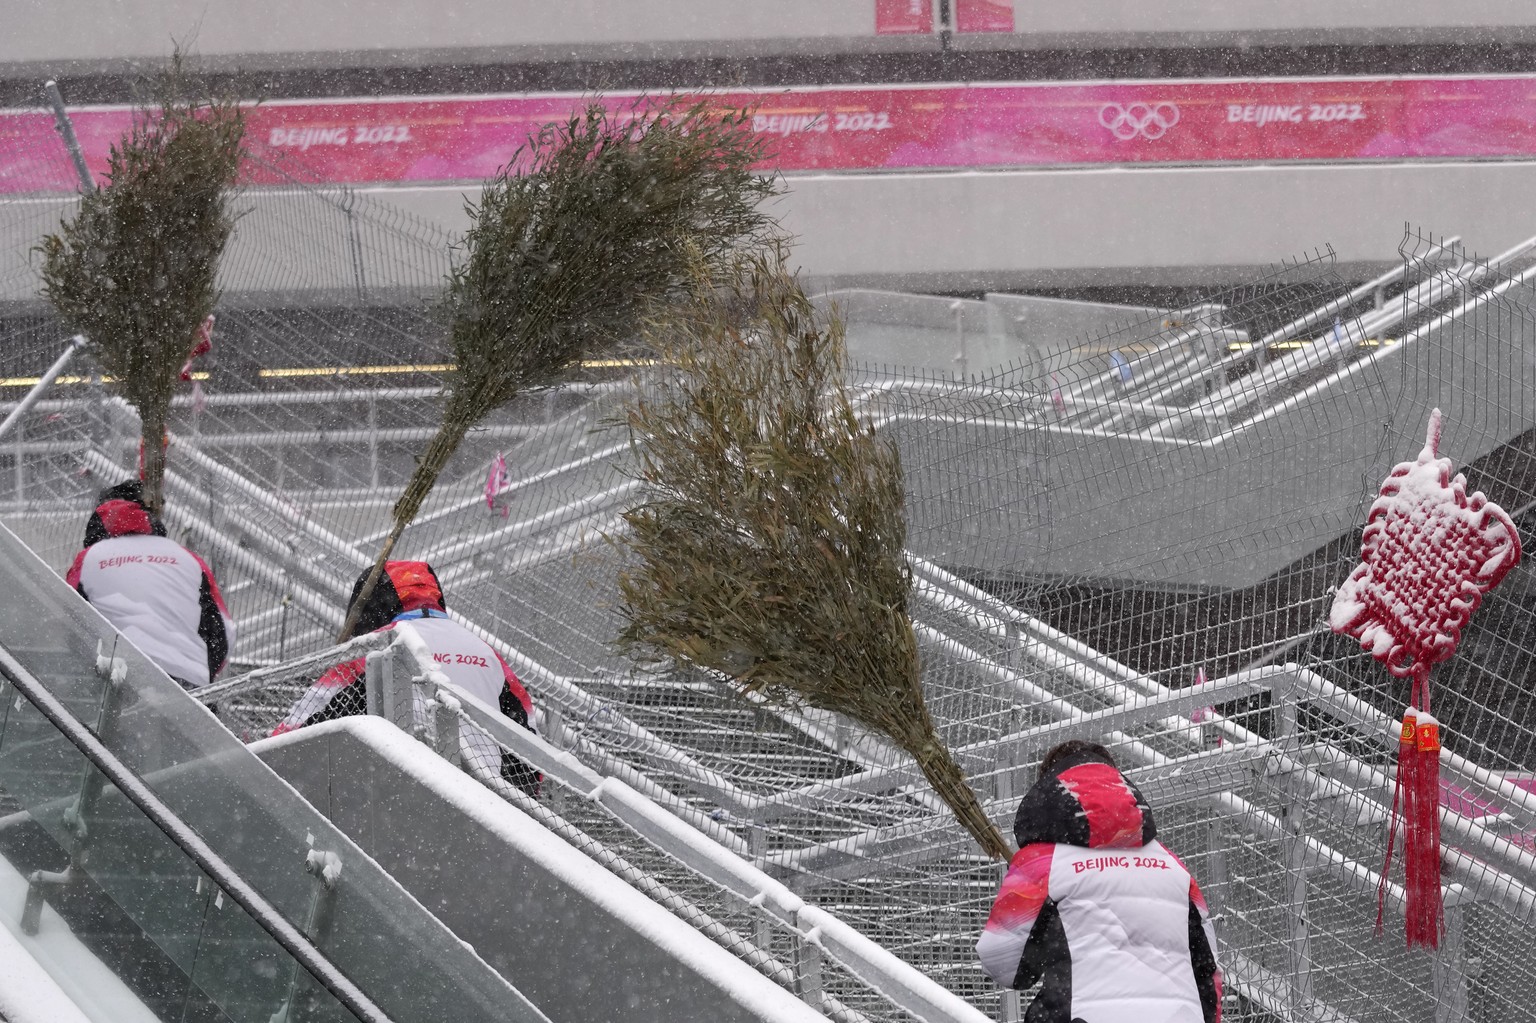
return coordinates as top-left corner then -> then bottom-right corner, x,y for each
1330,409 -> 1521,678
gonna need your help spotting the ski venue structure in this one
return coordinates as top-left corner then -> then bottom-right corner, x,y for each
1,122 -> 1536,1023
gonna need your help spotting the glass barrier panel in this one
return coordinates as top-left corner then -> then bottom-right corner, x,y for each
0,523 -> 547,1023
0,675 -> 361,1023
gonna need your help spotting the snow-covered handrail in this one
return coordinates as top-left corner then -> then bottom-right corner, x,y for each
816,557 -> 1536,915
0,335 -> 88,444
432,676 -> 994,1023
1113,238 -> 1459,428
197,630 -> 396,705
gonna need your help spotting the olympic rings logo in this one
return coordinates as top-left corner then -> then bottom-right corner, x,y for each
1098,102 -> 1181,141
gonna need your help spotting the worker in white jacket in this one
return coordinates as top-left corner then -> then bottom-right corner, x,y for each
66,481 -> 234,689
977,740 -> 1223,1023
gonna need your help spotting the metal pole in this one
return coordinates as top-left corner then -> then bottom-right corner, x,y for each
0,336 -> 88,444
1275,687 -> 1313,1011
950,300 -> 967,380
341,188 -> 368,298
367,393 -> 380,489
1433,899 -> 1469,1023
11,419 -> 22,504
44,81 -> 94,192
0,646 -> 393,1023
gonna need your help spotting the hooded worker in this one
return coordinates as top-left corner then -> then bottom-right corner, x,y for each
273,560 -> 539,795
66,480 -> 234,689
976,740 -> 1222,1023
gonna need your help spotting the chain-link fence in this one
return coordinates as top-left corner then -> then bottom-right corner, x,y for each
856,227 -> 1536,1022
123,236 -> 1536,1021
5,96 -> 1536,1021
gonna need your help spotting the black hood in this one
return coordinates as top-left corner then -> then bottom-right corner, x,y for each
342,561 -> 446,639
1012,749 -> 1157,850
83,481 -> 166,547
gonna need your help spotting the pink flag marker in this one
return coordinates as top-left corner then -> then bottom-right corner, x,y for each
180,315 -> 214,381
485,452 -> 510,517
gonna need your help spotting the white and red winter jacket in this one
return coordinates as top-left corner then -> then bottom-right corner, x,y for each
273,561 -> 539,794
977,753 -> 1222,1023
67,497 -> 234,689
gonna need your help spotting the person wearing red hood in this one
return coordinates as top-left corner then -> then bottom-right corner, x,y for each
273,560 -> 540,795
66,480 -> 234,690
977,740 -> 1222,1023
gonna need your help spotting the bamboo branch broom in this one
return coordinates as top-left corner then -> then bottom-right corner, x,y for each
38,56 -> 244,514
340,99 -> 781,640
613,248 -> 1012,861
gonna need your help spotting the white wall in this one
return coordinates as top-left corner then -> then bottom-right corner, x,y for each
779,162 -> 1536,288
9,160 -> 1536,303
351,161 -> 1536,292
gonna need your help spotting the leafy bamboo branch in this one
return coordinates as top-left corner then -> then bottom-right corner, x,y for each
39,55 -> 244,513
614,249 -> 1011,861
341,98 -> 781,639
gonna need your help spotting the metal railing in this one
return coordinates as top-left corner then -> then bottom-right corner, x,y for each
0,642 -> 393,1023
213,627 -> 990,1023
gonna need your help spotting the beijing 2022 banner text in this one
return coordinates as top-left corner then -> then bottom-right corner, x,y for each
7,76 -> 1536,193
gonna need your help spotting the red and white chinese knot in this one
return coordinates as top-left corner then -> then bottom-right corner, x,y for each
1329,408 -> 1521,680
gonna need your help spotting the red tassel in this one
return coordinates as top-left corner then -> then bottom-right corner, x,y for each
1403,710 -> 1443,949
1376,709 -> 1415,937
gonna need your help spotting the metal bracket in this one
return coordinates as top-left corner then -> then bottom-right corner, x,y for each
1433,889 -> 1471,1023
792,930 -> 825,1008
21,865 -> 77,935
363,648 -> 388,720
272,842 -> 344,1023
430,689 -> 462,767
302,846 -> 343,944
58,641 -> 131,866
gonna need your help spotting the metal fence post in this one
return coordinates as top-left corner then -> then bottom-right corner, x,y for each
432,693 -> 461,767
367,393 -> 380,489
951,300 -> 968,379
540,705 -> 569,814
1433,897 -> 1469,1023
793,930 -> 825,1009
12,418 -> 23,504
377,649 -> 410,730
364,649 -> 388,719
748,826 -> 772,950
996,704 -> 1021,806
1275,684 -> 1313,1011
44,80 -> 94,192
1205,818 -> 1228,930
340,188 -> 368,299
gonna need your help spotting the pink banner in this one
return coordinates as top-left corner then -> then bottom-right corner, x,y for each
876,0 -> 931,34
8,77 -> 1536,193
954,0 -> 1014,33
